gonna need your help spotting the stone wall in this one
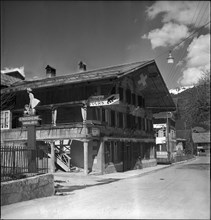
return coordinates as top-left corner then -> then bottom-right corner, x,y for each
1,173 -> 54,206
141,159 -> 157,168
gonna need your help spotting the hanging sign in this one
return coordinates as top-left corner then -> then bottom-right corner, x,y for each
89,94 -> 119,107
19,115 -> 41,126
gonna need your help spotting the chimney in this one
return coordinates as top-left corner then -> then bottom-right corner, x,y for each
45,65 -> 56,78
78,61 -> 86,72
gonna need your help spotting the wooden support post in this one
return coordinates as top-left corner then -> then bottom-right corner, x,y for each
83,141 -> 89,175
27,125 -> 37,173
52,108 -> 57,126
99,140 -> 105,174
50,142 -> 55,173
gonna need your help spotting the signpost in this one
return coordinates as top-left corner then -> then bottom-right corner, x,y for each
19,115 -> 41,126
19,115 -> 41,173
88,94 -> 119,107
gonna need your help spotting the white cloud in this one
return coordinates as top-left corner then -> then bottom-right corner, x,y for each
142,22 -> 190,49
178,67 -> 204,86
143,1 -> 210,88
186,34 -> 210,68
178,34 -> 210,86
146,1 -> 210,28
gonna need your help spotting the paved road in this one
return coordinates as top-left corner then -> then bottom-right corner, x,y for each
1,156 -> 210,219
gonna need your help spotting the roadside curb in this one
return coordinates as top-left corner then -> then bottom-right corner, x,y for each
126,157 -> 196,179
129,165 -> 171,179
171,157 -> 196,166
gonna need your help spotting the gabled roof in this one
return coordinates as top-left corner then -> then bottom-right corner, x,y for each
176,129 -> 192,140
1,60 -> 154,92
1,67 -> 25,80
153,111 -> 175,120
192,132 -> 210,144
1,74 -> 23,87
1,60 -> 176,113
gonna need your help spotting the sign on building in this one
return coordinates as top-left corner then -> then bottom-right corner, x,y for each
89,94 -> 119,107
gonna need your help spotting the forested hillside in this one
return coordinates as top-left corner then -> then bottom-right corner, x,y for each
171,78 -> 210,130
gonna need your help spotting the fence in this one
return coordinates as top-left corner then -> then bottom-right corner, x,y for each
1,145 -> 48,182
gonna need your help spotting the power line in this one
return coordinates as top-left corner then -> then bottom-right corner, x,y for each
154,20 -> 210,62
167,11 -> 210,85
165,1 -> 202,84
165,1 -> 201,84
158,1 -> 210,86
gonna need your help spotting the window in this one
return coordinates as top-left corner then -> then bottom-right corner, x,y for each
132,93 -> 136,106
147,119 -> 152,132
138,95 -> 143,107
102,108 -> 106,122
158,128 -> 166,137
105,109 -> 109,125
95,108 -> 101,121
143,97 -> 145,107
142,118 -> 145,131
126,113 -> 131,128
126,89 -> 131,104
138,117 -> 142,130
110,110 -> 116,127
118,87 -> 124,102
118,112 -> 123,128
1,110 -> 11,129
131,115 -> 136,128
171,129 -> 175,138
110,86 -> 116,94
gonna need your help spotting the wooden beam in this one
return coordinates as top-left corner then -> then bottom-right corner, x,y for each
50,142 -> 55,173
83,141 -> 89,175
99,140 -> 105,174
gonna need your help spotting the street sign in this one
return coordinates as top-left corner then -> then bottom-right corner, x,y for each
19,115 -> 41,122
22,120 -> 39,126
19,115 -> 41,126
89,94 -> 119,107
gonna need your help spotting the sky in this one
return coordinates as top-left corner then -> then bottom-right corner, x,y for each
1,1 -> 210,89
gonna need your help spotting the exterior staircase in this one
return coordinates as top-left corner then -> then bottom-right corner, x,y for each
48,151 -> 71,172
47,139 -> 72,172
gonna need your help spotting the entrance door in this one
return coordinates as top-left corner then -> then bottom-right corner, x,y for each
123,143 -> 132,171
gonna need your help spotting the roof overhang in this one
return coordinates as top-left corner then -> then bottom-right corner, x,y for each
1,60 -> 175,114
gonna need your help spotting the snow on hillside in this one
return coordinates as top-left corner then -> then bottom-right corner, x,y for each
169,85 -> 194,95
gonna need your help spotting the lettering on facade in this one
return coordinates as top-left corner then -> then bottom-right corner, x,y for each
89,94 -> 119,107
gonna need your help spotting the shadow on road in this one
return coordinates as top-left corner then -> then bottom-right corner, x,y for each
54,178 -> 120,195
177,163 -> 210,170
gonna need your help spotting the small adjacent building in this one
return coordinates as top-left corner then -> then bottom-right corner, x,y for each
153,111 -> 176,163
1,60 -> 175,174
192,131 -> 210,156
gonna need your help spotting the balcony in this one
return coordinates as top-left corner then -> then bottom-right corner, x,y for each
1,122 -> 101,143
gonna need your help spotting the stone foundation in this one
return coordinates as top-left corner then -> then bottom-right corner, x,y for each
141,159 -> 157,168
1,173 -> 54,206
104,159 -> 157,173
105,162 -> 123,173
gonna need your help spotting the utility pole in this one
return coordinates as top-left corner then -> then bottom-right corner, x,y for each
166,112 -> 170,163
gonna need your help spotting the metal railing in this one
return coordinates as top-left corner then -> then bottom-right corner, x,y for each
1,145 -> 48,182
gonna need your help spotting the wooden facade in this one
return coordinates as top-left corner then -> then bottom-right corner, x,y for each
1,60 -> 175,174
153,112 -> 176,164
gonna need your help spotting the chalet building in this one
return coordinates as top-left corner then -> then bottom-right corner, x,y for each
1,60 -> 175,174
153,111 -> 176,163
192,130 -> 210,156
